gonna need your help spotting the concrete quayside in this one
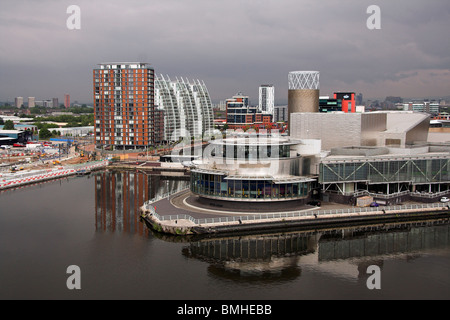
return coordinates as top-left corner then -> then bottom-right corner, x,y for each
140,191 -> 450,236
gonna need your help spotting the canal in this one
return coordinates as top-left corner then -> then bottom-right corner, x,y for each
0,170 -> 449,300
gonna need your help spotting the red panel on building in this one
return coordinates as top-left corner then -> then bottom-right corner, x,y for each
334,92 -> 355,113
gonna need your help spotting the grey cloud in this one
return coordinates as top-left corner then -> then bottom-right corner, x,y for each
0,0 -> 449,104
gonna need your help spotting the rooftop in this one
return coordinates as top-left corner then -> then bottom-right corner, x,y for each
0,129 -> 24,134
97,62 -> 153,69
210,136 -> 300,146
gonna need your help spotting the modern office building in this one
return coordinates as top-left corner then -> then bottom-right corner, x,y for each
274,105 -> 288,122
334,92 -> 355,113
52,98 -> 59,109
287,71 -> 320,131
319,96 -> 342,113
217,100 -> 227,111
403,101 -> 440,115
28,97 -> 35,108
226,93 -> 255,125
259,84 -> 274,115
226,93 -> 274,130
43,100 -> 52,108
15,97 -> 23,108
356,93 -> 363,105
93,62 -> 155,150
154,75 -> 214,142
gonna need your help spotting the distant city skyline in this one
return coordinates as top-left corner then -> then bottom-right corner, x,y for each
1,0 -> 449,105
2,93 -> 449,108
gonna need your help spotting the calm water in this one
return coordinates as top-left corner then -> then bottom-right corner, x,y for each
0,170 -> 449,300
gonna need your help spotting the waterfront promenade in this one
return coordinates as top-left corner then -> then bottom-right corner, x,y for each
140,189 -> 450,236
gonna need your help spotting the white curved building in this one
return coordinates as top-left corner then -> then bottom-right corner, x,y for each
155,75 -> 214,142
190,132 -> 316,202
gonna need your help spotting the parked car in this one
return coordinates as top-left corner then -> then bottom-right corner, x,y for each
440,197 -> 450,203
370,202 -> 379,207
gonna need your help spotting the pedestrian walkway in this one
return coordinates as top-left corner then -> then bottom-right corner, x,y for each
150,189 -> 323,219
141,189 -> 450,236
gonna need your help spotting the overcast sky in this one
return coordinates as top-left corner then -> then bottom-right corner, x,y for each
1,0 -> 449,105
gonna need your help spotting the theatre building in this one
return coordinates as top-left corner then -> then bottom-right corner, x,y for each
190,133 -> 316,202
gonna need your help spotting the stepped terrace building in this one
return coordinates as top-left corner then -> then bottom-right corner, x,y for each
226,93 -> 276,131
190,133 -> 316,202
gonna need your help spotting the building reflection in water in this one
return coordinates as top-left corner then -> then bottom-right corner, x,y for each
94,170 -> 189,234
94,171 -> 450,283
182,220 -> 450,282
182,233 -> 317,283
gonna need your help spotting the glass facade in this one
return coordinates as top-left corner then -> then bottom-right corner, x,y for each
319,98 -> 342,113
320,158 -> 450,184
191,171 -> 310,201
226,95 -> 258,125
219,143 -> 290,160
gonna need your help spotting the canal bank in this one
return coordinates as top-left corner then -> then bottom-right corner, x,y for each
140,190 -> 450,236
0,160 -> 109,190
0,158 -> 190,191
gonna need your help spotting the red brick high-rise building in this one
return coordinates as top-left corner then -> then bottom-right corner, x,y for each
64,94 -> 70,109
93,62 -> 156,150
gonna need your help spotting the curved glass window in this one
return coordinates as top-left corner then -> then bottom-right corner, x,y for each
190,172 -> 311,201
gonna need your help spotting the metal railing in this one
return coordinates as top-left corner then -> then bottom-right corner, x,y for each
325,189 -> 411,198
144,186 -> 190,206
143,200 -> 449,226
65,159 -> 109,171
410,190 -> 450,198
325,189 -> 450,199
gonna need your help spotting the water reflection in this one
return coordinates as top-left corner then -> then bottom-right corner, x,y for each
182,233 -> 315,283
93,171 -> 450,285
317,222 -> 450,261
94,170 -> 189,234
182,220 -> 450,282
